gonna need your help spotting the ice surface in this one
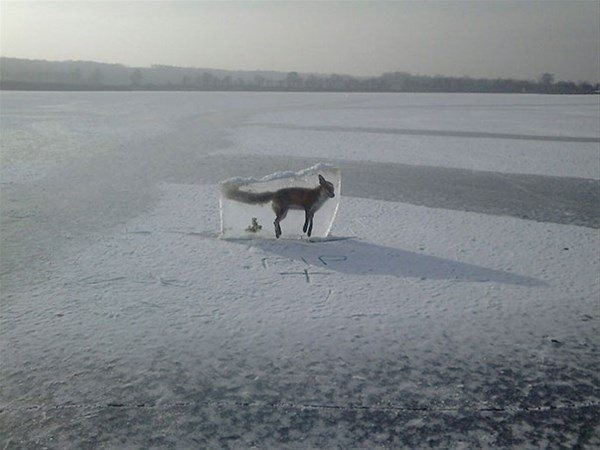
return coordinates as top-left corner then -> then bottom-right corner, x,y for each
219,164 -> 341,239
229,126 -> 600,179
1,92 -> 599,447
222,93 -> 600,180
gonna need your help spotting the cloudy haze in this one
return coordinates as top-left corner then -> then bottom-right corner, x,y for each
1,1 -> 598,82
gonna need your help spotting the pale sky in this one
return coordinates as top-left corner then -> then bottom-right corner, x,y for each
1,1 -> 598,82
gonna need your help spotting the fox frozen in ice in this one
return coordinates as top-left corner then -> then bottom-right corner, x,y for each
223,174 -> 335,238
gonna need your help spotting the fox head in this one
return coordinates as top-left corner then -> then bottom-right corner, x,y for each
318,174 -> 335,198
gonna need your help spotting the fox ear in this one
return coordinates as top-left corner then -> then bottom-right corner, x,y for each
318,174 -> 326,185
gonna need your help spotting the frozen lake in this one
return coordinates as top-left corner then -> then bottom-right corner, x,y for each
1,93 -> 598,286
1,92 -> 599,447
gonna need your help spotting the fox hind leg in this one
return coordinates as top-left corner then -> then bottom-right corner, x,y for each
274,210 -> 287,238
273,201 -> 288,239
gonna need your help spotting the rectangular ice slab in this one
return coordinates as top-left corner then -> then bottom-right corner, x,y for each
220,164 -> 341,239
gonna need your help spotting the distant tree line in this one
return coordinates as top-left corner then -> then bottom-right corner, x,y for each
1,57 -> 597,94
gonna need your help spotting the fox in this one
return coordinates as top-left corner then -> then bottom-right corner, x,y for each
223,174 -> 335,238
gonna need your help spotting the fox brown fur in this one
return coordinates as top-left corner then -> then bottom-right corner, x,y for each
223,174 -> 335,238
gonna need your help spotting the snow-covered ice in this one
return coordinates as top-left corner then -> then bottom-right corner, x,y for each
1,92 -> 598,448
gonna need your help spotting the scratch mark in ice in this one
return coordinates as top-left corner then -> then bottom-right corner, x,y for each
159,278 -> 188,287
318,255 -> 348,266
279,269 -> 332,283
6,399 -> 599,415
345,313 -> 387,319
80,276 -> 126,285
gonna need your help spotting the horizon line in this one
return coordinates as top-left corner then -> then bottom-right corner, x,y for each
3,55 -> 598,84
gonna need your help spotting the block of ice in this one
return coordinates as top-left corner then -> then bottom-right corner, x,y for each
220,164 -> 341,239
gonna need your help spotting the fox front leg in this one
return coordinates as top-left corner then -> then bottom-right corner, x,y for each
303,209 -> 311,233
274,218 -> 282,238
304,210 -> 315,237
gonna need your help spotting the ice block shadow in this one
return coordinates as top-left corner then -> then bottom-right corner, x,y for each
239,237 -> 544,286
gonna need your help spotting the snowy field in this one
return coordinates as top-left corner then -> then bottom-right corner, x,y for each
1,92 -> 599,447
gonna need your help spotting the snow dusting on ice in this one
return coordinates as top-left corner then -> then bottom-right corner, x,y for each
1,92 -> 599,448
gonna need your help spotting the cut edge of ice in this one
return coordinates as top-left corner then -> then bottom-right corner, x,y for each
220,163 -> 340,187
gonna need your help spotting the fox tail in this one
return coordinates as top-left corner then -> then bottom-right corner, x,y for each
221,183 -> 275,204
